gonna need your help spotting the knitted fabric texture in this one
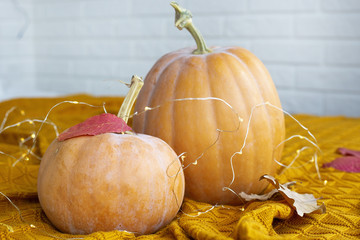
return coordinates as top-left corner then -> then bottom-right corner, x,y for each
0,95 -> 359,240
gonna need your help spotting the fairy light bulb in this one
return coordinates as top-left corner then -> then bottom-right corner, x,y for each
180,155 -> 186,166
0,223 -> 14,232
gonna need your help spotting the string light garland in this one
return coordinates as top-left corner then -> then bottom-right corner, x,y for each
0,96 -> 324,236
134,98 -> 324,216
0,100 -> 109,239
0,101 -> 107,167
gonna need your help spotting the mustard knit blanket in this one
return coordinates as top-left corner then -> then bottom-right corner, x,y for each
0,95 -> 359,239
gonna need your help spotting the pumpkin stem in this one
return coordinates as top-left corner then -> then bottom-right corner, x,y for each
117,75 -> 144,123
170,2 -> 212,55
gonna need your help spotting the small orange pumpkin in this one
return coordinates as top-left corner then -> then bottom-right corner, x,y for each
133,3 -> 285,205
37,76 -> 185,235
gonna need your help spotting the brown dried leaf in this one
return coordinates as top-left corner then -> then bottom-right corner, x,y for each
260,175 -> 326,217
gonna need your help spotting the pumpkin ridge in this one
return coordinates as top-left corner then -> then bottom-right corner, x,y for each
168,56 -> 191,149
223,50 -> 266,104
226,49 -> 285,189
225,49 -> 282,171
231,48 -> 285,153
135,52 -> 182,133
64,138 -> 91,232
219,51 -> 257,185
223,48 -> 273,142
172,55 -> 213,200
218,51 -> 251,130
208,52 -> 258,198
205,55 -> 227,197
224,48 -> 279,109
136,135 -> 169,230
220,50 -> 277,193
143,54 -> 185,134
217,52 -> 254,194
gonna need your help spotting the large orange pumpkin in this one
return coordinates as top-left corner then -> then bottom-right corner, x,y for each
37,76 -> 185,235
133,3 -> 285,205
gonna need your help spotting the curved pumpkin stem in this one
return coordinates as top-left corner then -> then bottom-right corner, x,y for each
170,2 -> 212,55
117,75 -> 144,124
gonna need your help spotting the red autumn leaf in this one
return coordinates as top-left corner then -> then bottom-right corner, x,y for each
322,156 -> 360,173
322,148 -> 360,173
58,113 -> 132,141
336,147 -> 360,158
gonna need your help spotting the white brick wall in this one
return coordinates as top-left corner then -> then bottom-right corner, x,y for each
1,0 -> 360,117
0,0 -> 37,99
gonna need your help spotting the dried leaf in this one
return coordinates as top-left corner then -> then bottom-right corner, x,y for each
58,113 -> 132,141
239,189 -> 279,201
260,175 -> 326,217
322,148 -> 360,173
239,181 -> 296,201
239,175 -> 325,216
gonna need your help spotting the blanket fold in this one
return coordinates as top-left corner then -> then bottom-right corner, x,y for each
0,95 -> 359,239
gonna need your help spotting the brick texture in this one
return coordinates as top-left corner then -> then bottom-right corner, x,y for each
0,0 -> 359,117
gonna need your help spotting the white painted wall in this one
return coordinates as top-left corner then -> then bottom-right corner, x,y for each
1,0 -> 360,116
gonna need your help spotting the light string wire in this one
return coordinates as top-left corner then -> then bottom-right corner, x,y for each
0,106 -> 17,131
167,152 -> 241,218
139,97 -> 247,216
166,151 -> 243,218
135,98 -> 322,216
0,100 -> 107,239
223,102 -> 322,197
133,97 -> 243,170
0,101 -> 107,167
0,96 -> 322,234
